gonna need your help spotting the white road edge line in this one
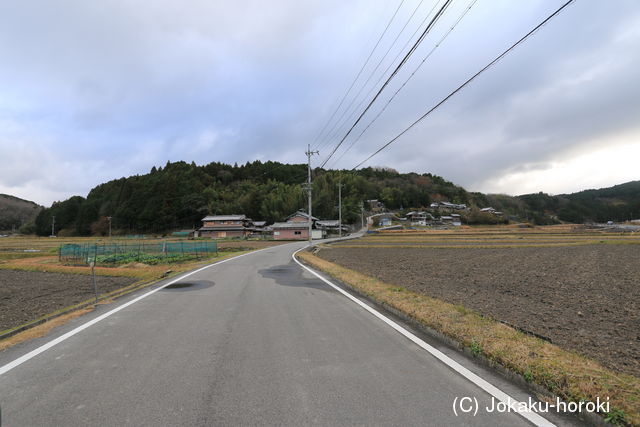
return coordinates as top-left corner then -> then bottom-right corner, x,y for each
0,246 -> 279,377
293,246 -> 554,427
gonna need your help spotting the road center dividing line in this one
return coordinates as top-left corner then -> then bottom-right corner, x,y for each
0,246 -> 280,377
292,246 -> 555,427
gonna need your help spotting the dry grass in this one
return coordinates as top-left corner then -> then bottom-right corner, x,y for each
297,250 -> 640,425
344,226 -> 640,251
0,249 -> 256,349
0,250 -> 245,279
0,235 -> 287,252
0,307 -> 94,352
333,241 -> 640,249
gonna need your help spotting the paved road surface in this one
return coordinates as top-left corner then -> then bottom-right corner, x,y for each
0,241 -> 578,426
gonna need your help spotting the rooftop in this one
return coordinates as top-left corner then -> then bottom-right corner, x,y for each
271,222 -> 310,229
202,215 -> 247,221
316,220 -> 340,227
286,211 -> 319,221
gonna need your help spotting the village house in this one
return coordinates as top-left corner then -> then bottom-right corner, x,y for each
286,211 -> 319,223
198,214 -> 254,238
406,211 -> 434,226
367,212 -> 397,227
270,222 -> 311,240
440,215 -> 454,225
271,211 -> 325,240
430,202 -> 468,212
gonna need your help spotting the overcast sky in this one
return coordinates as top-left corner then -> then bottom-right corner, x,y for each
1,0 -> 638,206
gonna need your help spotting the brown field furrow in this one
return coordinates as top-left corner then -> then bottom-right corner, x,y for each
0,270 -> 136,332
317,243 -> 640,377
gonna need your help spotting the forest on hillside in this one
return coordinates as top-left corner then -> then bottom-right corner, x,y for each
0,194 -> 42,232
29,161 -> 471,236
26,160 -> 640,236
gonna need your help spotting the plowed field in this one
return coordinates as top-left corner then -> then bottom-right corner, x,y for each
318,241 -> 640,376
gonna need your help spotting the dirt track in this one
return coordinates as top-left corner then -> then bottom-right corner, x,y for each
0,270 -> 136,332
317,244 -> 640,377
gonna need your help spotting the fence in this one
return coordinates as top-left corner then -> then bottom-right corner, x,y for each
59,241 -> 218,265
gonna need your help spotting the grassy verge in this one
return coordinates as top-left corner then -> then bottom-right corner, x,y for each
297,250 -> 639,426
0,308 -> 94,352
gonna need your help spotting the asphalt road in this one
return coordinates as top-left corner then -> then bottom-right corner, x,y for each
0,241 -> 579,426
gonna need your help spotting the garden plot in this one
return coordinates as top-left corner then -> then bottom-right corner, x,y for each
0,269 -> 136,332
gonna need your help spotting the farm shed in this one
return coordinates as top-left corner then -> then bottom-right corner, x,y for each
316,219 -> 345,234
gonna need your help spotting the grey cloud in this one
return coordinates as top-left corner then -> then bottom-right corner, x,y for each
0,0 -> 638,205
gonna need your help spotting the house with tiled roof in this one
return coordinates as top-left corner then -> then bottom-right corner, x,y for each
198,215 -> 253,238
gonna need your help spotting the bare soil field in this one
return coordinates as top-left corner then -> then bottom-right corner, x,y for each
0,270 -> 136,332
0,240 -> 280,336
317,242 -> 640,377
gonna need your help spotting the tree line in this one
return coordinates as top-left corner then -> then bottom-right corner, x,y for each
30,161 -> 473,236
28,160 -> 639,236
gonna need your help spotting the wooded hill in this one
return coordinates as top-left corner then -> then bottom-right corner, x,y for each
28,160 -> 639,236
0,194 -> 42,233
518,180 -> 640,224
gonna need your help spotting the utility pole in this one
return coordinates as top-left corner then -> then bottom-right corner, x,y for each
360,202 -> 365,232
338,180 -> 343,237
51,215 -> 56,237
107,216 -> 112,238
305,144 -> 319,243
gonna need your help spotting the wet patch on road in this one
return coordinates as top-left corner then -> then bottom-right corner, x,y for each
258,264 -> 335,292
162,280 -> 215,291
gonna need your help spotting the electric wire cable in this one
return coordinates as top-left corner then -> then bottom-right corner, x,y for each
351,0 -> 576,170
311,0 -> 406,152
315,0 -> 430,153
319,0 -> 454,169
317,0 -> 445,157
329,0 -> 478,169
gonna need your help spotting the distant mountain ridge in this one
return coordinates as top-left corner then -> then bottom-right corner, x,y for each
0,194 -> 42,232
26,160 -> 639,235
518,180 -> 640,223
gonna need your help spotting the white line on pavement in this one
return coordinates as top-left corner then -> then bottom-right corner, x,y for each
0,246 -> 281,377
292,246 -> 555,427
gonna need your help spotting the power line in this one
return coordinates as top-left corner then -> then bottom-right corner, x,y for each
315,0 -> 429,153
311,0 -> 406,152
351,0 -> 576,170
330,0 -> 478,169
318,0 -> 444,158
319,0 -> 454,169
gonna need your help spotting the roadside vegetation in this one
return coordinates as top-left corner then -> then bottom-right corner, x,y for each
0,236 -> 285,348
297,227 -> 640,425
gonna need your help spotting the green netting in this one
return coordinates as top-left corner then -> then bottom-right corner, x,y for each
59,241 -> 218,264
